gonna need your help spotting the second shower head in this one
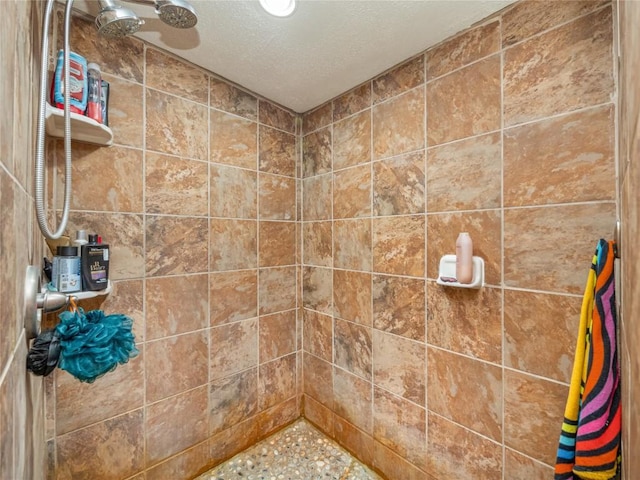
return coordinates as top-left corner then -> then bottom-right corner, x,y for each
155,0 -> 198,29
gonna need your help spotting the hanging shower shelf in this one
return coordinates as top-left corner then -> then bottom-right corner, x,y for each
73,280 -> 113,300
42,280 -> 113,301
42,280 -> 113,300
45,103 -> 113,146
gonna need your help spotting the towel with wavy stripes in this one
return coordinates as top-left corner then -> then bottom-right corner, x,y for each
554,239 -> 621,480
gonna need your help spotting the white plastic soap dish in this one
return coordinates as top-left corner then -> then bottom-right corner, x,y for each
436,255 -> 484,289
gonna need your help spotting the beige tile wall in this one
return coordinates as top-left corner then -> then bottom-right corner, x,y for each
4,0 -> 637,479
301,1 -> 618,478
43,15 -> 301,480
0,1 -> 47,479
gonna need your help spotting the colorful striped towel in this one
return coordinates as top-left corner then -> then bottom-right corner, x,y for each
554,239 -> 621,480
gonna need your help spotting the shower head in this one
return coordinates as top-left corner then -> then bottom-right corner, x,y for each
96,0 -> 144,38
155,0 -> 198,28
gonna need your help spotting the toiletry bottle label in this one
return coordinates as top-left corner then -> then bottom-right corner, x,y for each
53,246 -> 82,292
81,244 -> 109,291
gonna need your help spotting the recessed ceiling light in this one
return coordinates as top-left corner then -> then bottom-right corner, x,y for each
259,0 -> 296,17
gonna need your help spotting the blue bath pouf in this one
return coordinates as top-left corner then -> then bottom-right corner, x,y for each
55,308 -> 139,383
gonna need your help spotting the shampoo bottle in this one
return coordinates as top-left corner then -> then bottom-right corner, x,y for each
52,246 -> 82,293
81,234 -> 109,291
52,50 -> 88,114
73,230 -> 88,290
455,232 -> 473,284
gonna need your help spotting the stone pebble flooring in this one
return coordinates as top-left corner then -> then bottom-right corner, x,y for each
196,419 -> 383,480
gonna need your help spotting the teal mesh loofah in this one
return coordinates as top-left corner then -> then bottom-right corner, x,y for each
55,308 -> 139,383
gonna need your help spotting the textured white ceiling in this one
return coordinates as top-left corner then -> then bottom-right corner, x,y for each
73,0 -> 515,113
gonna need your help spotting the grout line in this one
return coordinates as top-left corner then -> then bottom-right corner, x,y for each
56,380 -> 213,441
503,446 -> 556,471
206,71 -> 213,445
331,101 -> 338,425
428,410 -> 503,446
427,343 -> 572,388
501,101 -> 616,132
367,82 -> 424,111
501,285 -> 583,298
297,114 -> 303,406
297,199 -> 617,224
310,305 -> 427,348
423,60 -> 429,452
141,82 -> 205,109
369,89 -> 375,433
331,361 -> 428,415
499,35 -> 506,480
54,404 -> 146,439
426,51 -> 501,86
0,330 -> 24,389
501,3 -> 613,52
146,309 -> 293,343
255,99 -> 263,413
417,101 -> 614,155
145,439 -> 210,477
501,199 -> 616,211
141,42 -> 149,471
0,162 -> 30,200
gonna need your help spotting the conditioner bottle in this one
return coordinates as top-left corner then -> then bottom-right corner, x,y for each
81,234 -> 109,291
455,232 -> 473,284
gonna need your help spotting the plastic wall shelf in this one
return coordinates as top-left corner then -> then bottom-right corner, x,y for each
43,280 -> 112,301
73,280 -> 113,300
45,103 -> 113,146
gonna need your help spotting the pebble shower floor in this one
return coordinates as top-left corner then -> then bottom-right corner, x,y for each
196,419 -> 382,480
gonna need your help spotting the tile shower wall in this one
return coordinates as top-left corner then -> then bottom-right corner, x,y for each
301,1 -> 617,478
43,15 -> 301,480
3,1 -> 634,480
0,1 -> 47,479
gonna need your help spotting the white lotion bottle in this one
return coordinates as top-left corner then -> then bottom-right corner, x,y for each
73,230 -> 88,291
455,232 -> 473,284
